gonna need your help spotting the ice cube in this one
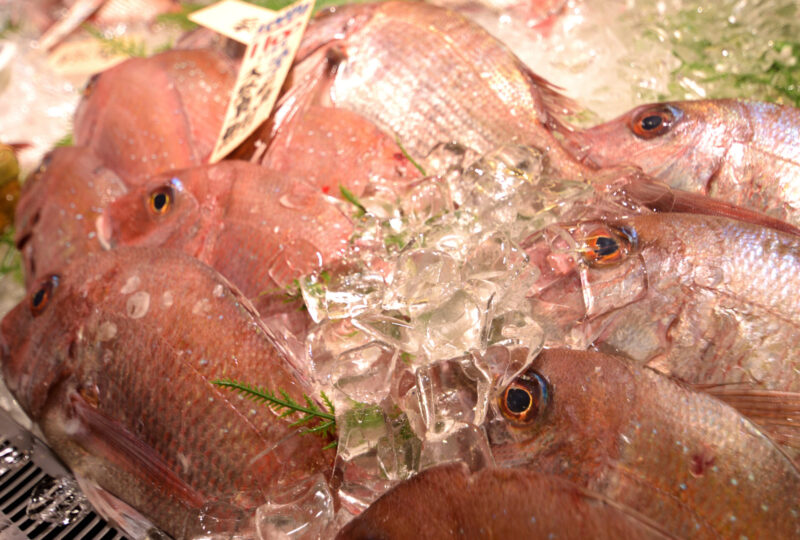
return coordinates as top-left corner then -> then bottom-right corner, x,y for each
399,177 -> 453,228
419,424 -> 495,472
387,249 -> 460,317
300,269 -> 386,322
376,409 -> 422,482
305,320 -> 372,386
26,476 -> 90,526
416,289 -> 483,362
413,357 -> 489,434
351,312 -> 419,354
255,474 -> 334,540
333,342 -> 399,403
460,146 -> 544,211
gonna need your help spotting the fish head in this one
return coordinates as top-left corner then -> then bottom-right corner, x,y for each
0,271 -> 79,419
74,50 -> 236,181
570,100 -> 752,193
296,3 -> 379,62
98,175 -> 200,250
14,147 -> 128,286
523,220 -> 648,345
487,349 -> 636,480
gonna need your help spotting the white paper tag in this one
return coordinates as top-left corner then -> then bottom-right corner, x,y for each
209,0 -> 315,163
188,0 -> 277,44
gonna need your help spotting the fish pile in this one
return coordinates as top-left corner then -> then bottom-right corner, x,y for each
3,1 -> 800,538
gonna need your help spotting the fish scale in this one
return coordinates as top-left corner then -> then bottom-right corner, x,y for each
490,349 -> 800,539
337,462 -> 672,539
73,49 -> 237,184
99,160 -> 354,303
288,1 -> 587,179
0,248 -> 334,539
568,99 -> 800,226
525,213 -> 800,391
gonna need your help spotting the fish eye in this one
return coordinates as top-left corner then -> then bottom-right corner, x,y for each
498,372 -> 549,425
580,226 -> 635,268
629,105 -> 678,139
30,274 -> 59,316
148,186 -> 173,215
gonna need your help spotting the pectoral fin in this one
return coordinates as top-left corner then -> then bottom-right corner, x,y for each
694,383 -> 800,456
69,392 -> 206,510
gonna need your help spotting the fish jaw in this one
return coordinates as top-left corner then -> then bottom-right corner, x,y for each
0,275 -> 79,420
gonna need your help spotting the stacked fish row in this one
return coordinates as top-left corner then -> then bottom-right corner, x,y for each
3,1 -> 800,538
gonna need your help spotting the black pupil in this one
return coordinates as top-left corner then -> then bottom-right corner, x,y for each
641,115 -> 663,130
153,192 -> 168,210
594,236 -> 618,257
32,287 -> 46,307
506,387 -> 532,414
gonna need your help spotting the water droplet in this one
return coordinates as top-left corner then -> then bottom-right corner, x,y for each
97,321 -> 117,341
120,275 -> 141,294
192,298 -> 212,315
126,291 -> 151,319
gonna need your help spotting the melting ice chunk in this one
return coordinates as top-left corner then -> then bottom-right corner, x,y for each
26,476 -> 90,527
255,474 -> 334,540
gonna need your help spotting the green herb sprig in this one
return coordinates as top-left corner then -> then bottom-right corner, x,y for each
339,185 -> 367,217
395,138 -> 426,177
214,379 -> 337,449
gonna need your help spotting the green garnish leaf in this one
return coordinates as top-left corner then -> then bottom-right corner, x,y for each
395,138 -> 427,177
213,379 -> 337,445
339,185 -> 367,217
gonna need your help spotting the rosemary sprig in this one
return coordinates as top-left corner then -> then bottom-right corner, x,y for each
395,138 -> 427,177
339,185 -> 367,217
213,379 -> 337,449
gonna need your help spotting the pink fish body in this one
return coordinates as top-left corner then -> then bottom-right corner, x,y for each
0,247 -> 334,538
568,99 -> 800,226
490,348 -> 800,539
74,49 -> 237,183
97,160 -> 354,298
280,1 -> 586,179
14,146 -> 127,287
338,463 -> 671,539
524,213 -> 800,390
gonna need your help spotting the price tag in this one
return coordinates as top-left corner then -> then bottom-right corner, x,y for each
48,39 -> 128,76
188,0 -> 277,44
209,0 -> 314,163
